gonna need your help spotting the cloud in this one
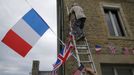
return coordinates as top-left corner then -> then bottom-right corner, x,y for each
0,0 -> 57,75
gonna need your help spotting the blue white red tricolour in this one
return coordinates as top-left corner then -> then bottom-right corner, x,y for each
95,45 -> 102,52
73,63 -> 85,75
2,8 -> 49,57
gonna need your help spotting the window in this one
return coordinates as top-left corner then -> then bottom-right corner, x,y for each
103,7 -> 125,37
101,64 -> 134,75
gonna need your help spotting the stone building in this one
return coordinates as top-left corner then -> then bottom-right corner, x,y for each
31,61 -> 52,75
57,0 -> 134,75
31,0 -> 134,75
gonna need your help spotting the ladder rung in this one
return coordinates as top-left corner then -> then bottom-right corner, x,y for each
76,45 -> 87,47
80,61 -> 92,63
78,52 -> 90,55
77,46 -> 88,50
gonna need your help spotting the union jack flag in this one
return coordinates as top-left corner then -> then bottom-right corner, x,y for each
53,43 -> 74,70
53,32 -> 74,70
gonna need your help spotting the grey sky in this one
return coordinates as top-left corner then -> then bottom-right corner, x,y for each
0,0 -> 57,75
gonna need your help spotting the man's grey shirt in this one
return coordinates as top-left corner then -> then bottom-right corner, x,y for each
70,5 -> 86,19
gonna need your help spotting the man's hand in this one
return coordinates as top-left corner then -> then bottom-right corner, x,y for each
85,67 -> 97,75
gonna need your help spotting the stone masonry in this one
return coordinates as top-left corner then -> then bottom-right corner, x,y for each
63,0 -> 134,75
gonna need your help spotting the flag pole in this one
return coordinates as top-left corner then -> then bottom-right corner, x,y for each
49,27 -> 65,46
25,0 -> 33,8
71,52 -> 79,63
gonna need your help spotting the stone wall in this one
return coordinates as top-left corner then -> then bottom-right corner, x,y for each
63,0 -> 134,75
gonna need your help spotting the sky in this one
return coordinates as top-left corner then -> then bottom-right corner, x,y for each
0,0 -> 57,75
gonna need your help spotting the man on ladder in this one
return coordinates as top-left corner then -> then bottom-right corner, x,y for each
68,3 -> 97,75
69,3 -> 86,41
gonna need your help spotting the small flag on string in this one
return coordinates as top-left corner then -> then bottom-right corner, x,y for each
2,8 -> 49,57
95,45 -> 102,55
122,47 -> 129,55
108,43 -> 116,55
73,63 -> 85,75
132,48 -> 134,55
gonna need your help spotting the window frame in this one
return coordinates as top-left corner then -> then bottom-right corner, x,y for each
104,9 -> 124,36
101,64 -> 134,75
103,4 -> 126,37
100,2 -> 132,40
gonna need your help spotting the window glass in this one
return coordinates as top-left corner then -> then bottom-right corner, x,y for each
105,11 -> 115,36
101,65 -> 114,75
101,64 -> 134,75
112,10 -> 125,36
117,68 -> 133,75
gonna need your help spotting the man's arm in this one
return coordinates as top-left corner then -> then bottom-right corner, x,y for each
68,7 -> 73,21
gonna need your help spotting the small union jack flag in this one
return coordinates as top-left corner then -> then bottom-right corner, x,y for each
108,43 -> 116,55
122,47 -> 129,55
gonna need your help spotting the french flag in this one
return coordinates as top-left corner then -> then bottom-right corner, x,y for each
2,8 -> 49,57
95,45 -> 102,52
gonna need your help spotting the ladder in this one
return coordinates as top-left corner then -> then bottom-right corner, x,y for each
65,4 -> 97,75
69,21 -> 97,75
